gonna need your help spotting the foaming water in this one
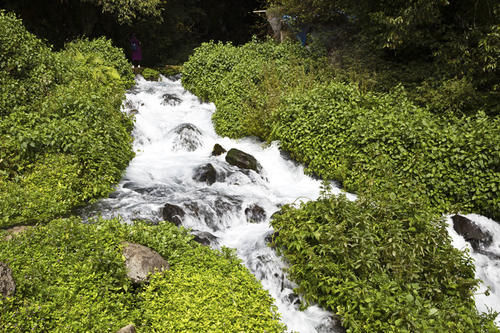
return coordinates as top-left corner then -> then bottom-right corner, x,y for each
445,214 -> 500,325
82,76 -> 353,332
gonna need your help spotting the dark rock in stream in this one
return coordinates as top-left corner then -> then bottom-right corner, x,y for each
192,163 -> 217,185
211,143 -> 227,156
225,148 -> 262,172
171,123 -> 203,152
265,231 -> 279,246
161,93 -> 182,106
0,262 -> 15,298
452,214 -> 493,251
245,204 -> 267,223
191,230 -> 218,246
162,203 -> 185,226
316,315 -> 346,333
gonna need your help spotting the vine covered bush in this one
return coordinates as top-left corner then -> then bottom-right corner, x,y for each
0,11 -> 135,228
0,219 -> 285,332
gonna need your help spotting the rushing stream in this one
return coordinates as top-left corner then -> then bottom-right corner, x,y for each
82,76 -> 499,331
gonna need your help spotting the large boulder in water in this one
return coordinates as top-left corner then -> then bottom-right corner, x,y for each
171,123 -> 203,152
452,214 -> 493,251
225,148 -> 261,172
0,262 -> 15,297
162,203 -> 185,226
192,163 -> 217,185
122,242 -> 169,283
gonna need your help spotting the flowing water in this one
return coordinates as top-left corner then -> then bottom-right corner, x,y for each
82,76 -> 499,330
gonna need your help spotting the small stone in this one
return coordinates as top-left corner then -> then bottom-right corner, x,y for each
211,144 -> 227,156
191,230 -> 218,246
0,262 -> 15,297
122,242 -> 169,283
117,324 -> 136,333
3,225 -> 32,241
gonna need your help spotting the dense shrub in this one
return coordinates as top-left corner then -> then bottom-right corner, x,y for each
0,12 -> 135,228
274,83 -> 500,219
270,190 -> 499,332
0,219 -> 286,332
182,39 -> 323,138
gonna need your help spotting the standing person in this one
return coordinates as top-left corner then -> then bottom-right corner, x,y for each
130,33 -> 142,69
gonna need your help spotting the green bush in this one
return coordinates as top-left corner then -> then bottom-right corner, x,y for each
0,12 -> 135,228
0,218 -> 286,332
141,67 -> 161,81
271,189 -> 499,332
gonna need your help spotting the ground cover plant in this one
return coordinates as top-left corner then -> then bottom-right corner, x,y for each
0,219 -> 286,332
0,11 -> 135,228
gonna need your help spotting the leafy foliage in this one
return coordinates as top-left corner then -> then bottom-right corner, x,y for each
270,190 -> 499,332
182,39 -> 500,220
0,218 -> 286,332
0,11 -> 135,227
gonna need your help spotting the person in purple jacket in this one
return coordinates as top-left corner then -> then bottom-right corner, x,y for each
130,34 -> 142,69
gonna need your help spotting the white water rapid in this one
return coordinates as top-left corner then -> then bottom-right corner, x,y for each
82,76 -> 352,332
82,75 -> 499,330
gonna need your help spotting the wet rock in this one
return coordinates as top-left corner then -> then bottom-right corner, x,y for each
0,262 -> 15,297
191,230 -> 218,246
286,293 -> 301,306
129,109 -> 139,116
171,123 -> 203,152
168,73 -> 182,81
122,182 -> 154,195
161,93 -> 182,106
162,203 -> 185,226
192,163 -> 217,185
265,231 -> 279,245
452,214 -> 493,251
225,148 -> 261,172
3,225 -> 32,241
117,324 -> 136,333
211,143 -> 227,156
245,204 -> 267,223
122,242 -> 169,283
315,315 -> 346,333
214,196 -> 242,218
